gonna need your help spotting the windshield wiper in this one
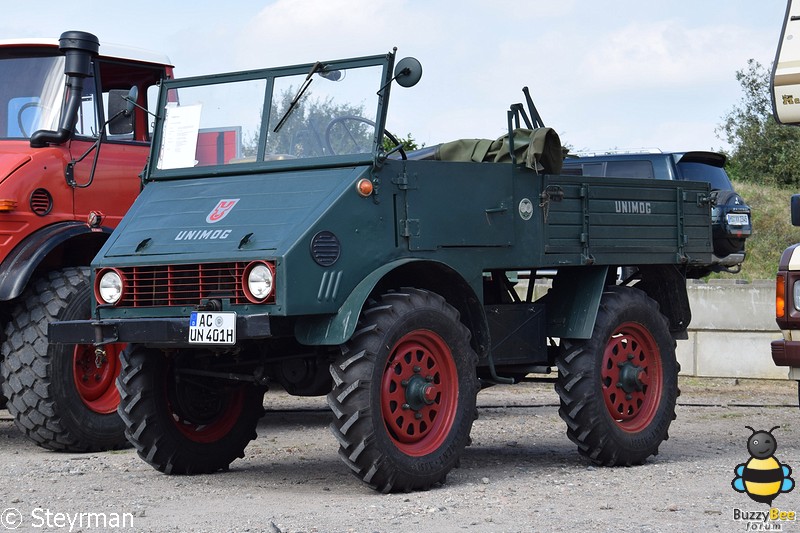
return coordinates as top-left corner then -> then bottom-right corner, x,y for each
273,61 -> 324,133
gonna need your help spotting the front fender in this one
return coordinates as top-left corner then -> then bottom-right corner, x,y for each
294,258 -> 419,346
0,222 -> 111,301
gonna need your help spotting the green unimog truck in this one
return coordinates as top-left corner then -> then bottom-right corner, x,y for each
50,50 -> 717,492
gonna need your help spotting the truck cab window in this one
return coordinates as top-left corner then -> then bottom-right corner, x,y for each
0,55 -> 65,138
74,75 -> 99,138
147,84 -> 159,136
98,61 -> 167,143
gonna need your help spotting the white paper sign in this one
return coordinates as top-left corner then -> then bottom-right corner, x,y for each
157,103 -> 203,169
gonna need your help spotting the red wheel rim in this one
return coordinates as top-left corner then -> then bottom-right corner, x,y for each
381,329 -> 458,457
601,322 -> 663,432
170,386 -> 245,444
73,343 -> 122,414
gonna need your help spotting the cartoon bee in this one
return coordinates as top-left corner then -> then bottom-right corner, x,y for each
732,426 -> 795,505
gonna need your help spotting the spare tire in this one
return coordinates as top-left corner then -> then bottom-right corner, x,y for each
710,189 -> 748,257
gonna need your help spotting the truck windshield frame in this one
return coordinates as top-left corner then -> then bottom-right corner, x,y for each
0,53 -> 66,140
146,53 -> 395,181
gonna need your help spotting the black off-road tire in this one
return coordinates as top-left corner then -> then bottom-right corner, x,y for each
1,267 -> 128,451
0,309 -> 9,411
328,288 -> 479,493
555,285 -> 678,466
117,345 -> 265,474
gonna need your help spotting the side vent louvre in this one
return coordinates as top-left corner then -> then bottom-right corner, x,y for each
30,189 -> 53,216
310,231 -> 341,267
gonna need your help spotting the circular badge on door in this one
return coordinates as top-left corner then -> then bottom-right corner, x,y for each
519,198 -> 533,220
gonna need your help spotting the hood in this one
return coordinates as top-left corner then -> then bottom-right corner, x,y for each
103,166 -> 368,258
0,148 -> 32,184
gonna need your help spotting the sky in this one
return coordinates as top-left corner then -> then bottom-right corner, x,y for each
0,0 -> 790,154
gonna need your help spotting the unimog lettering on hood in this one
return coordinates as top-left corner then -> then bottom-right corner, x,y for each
174,229 -> 233,241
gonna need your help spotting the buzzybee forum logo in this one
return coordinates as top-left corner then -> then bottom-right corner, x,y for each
732,426 -> 794,505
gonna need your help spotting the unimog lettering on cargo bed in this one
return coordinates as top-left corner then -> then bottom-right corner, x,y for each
51,50 -> 717,492
562,150 -> 752,276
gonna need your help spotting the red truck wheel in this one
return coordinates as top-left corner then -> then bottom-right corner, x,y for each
600,321 -> 664,433
380,329 -> 459,457
555,285 -> 678,466
73,342 -> 122,414
0,267 -> 129,452
328,288 -> 478,492
117,345 -> 265,474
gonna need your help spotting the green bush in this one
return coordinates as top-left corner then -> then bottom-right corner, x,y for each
713,181 -> 800,281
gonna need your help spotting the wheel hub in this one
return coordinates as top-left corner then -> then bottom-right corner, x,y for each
172,380 -> 226,426
402,374 -> 438,412
167,364 -> 246,444
616,357 -> 646,395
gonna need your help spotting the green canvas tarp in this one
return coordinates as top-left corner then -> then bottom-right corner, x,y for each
433,127 -> 562,174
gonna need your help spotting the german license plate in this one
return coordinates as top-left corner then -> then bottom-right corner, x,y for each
189,311 -> 236,345
726,213 -> 750,226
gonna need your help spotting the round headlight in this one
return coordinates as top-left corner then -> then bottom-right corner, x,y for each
245,262 -> 274,302
96,269 -> 123,305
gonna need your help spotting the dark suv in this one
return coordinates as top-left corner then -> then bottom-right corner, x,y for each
562,151 -> 751,272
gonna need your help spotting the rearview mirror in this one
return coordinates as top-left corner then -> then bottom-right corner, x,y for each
107,87 -> 136,135
394,57 -> 422,88
124,86 -> 139,116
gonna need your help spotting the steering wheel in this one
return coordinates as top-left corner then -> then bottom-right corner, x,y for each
17,101 -> 44,138
324,115 -> 407,160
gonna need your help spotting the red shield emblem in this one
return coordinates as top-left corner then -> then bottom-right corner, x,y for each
206,199 -> 239,223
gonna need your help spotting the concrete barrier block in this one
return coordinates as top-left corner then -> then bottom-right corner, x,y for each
676,334 -> 697,376
692,330 -> 787,379
686,280 -> 777,331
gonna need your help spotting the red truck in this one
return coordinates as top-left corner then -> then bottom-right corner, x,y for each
0,31 -> 173,451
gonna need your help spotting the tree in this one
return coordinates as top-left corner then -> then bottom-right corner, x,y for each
243,87 -> 422,158
383,132 -> 423,153
718,59 -> 800,187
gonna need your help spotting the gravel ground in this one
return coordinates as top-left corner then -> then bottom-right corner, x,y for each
0,377 -> 798,533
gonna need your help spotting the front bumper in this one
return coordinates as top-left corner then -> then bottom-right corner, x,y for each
49,314 -> 272,347
771,338 -> 800,367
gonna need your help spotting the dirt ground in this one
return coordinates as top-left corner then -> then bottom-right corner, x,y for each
0,377 -> 798,533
